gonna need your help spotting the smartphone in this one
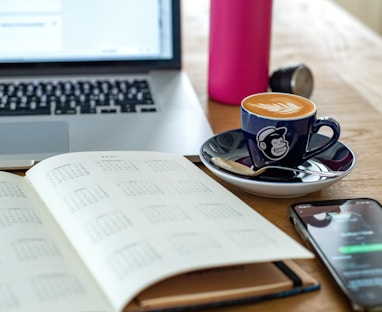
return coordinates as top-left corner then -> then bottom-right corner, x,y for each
289,198 -> 382,311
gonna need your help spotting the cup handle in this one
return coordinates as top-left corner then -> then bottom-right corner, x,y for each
301,117 -> 341,162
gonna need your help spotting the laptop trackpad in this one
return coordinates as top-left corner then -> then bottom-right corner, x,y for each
0,121 -> 69,156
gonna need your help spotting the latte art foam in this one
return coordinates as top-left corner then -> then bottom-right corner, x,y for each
242,93 -> 315,119
252,102 -> 302,115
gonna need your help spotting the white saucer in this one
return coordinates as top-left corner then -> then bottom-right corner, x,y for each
200,129 -> 355,198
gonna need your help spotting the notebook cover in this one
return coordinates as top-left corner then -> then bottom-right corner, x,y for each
124,260 -> 320,311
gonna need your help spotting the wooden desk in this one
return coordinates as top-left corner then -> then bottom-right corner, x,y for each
182,0 -> 382,311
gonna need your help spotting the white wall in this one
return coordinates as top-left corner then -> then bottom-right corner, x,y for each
334,0 -> 382,35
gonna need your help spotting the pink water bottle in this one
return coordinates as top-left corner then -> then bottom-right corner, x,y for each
208,0 -> 273,105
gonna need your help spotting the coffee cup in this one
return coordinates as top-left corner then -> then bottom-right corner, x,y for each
241,93 -> 340,175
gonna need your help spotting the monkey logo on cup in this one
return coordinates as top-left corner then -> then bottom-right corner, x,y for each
256,126 -> 289,160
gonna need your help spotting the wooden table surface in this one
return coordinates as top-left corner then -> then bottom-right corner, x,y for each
181,0 -> 382,311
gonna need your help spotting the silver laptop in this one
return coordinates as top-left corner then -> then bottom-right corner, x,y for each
0,0 -> 213,169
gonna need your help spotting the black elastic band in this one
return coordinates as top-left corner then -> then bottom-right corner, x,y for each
273,261 -> 303,287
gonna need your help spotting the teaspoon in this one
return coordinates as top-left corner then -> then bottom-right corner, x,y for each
211,157 -> 343,178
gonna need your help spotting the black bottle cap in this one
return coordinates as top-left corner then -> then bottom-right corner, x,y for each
269,64 -> 314,98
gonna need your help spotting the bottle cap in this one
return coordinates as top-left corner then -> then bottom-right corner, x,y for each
269,64 -> 314,98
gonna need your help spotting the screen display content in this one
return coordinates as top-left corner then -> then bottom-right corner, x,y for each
0,0 -> 173,63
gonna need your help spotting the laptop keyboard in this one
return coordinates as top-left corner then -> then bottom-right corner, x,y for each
0,79 -> 156,116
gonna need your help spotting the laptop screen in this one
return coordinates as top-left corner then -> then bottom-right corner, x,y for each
0,0 -> 180,74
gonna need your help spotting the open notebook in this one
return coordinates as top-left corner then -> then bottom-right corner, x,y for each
0,0 -> 213,168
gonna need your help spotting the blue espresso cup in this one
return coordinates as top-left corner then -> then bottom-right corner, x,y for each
241,93 -> 340,172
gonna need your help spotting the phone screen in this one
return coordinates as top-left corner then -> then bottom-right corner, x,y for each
290,198 -> 382,310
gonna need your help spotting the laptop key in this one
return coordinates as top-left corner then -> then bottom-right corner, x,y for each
100,108 -> 118,114
55,108 -> 77,115
141,107 -> 157,112
120,104 -> 137,113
